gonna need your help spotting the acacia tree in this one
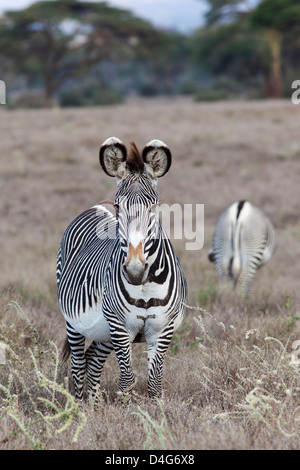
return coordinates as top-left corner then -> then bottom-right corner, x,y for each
251,0 -> 300,97
0,0 -> 162,106
193,20 -> 270,84
193,1 -> 270,93
198,0 -> 300,98
204,0 -> 254,25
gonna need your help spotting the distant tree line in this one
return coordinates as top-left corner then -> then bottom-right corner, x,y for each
0,0 -> 299,107
196,0 -> 300,99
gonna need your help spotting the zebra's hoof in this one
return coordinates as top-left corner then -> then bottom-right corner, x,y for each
120,376 -> 137,393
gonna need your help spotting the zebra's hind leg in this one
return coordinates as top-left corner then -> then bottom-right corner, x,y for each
86,341 -> 113,406
146,321 -> 175,399
66,322 -> 86,401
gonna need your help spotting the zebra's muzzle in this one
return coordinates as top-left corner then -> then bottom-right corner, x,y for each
123,242 -> 149,285
123,261 -> 149,285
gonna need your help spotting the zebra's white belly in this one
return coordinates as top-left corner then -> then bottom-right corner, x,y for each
63,279 -> 177,344
124,281 -> 170,343
125,307 -> 147,342
125,306 -> 167,344
65,305 -> 111,342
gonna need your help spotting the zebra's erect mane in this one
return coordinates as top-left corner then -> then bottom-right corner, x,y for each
115,171 -> 158,204
236,200 -> 246,219
126,141 -> 144,174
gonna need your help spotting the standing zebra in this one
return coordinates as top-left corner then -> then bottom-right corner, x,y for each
208,200 -> 276,293
57,137 -> 187,401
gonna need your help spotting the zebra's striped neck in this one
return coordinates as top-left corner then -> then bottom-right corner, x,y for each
116,232 -> 177,313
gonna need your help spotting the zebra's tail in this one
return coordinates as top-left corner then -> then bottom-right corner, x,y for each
61,336 -> 71,362
208,250 -> 215,263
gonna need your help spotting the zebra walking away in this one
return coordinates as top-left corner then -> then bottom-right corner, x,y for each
57,137 -> 187,401
208,200 -> 276,293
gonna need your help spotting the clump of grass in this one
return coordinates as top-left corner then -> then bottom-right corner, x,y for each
132,398 -> 175,450
191,306 -> 300,443
213,335 -> 300,439
197,286 -> 217,307
0,300 -> 86,449
282,294 -> 300,331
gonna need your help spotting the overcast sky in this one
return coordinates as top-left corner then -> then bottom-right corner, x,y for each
0,0 -> 207,32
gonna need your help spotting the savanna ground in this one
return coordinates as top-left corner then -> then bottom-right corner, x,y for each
0,97 -> 300,450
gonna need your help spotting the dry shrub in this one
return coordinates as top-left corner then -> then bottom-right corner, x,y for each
0,299 -> 86,449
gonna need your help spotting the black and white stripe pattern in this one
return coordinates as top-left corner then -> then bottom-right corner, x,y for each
57,138 -> 187,401
208,200 -> 276,293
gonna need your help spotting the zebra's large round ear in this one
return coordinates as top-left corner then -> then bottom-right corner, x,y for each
99,137 -> 127,178
142,140 -> 171,178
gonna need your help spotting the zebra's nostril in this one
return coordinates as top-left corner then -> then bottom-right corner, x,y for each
122,259 -> 148,284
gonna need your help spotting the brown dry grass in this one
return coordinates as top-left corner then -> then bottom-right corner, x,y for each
0,97 -> 300,450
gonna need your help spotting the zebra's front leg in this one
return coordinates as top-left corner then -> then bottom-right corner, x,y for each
86,341 -> 113,404
147,321 -> 175,399
66,323 -> 86,401
109,322 -> 136,393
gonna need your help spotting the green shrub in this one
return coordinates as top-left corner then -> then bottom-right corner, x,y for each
59,83 -> 123,107
59,90 -> 86,107
8,90 -> 46,109
194,87 -> 228,102
138,82 -> 159,97
178,80 -> 198,95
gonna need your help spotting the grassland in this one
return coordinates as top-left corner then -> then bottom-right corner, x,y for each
0,97 -> 300,450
